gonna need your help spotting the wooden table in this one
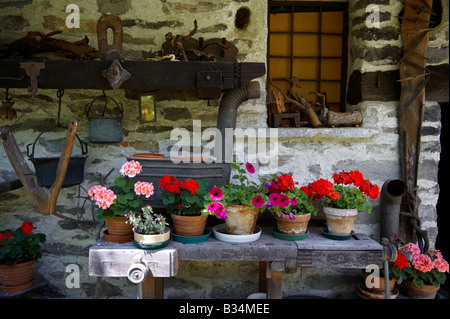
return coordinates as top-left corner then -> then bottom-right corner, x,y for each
89,227 -> 384,299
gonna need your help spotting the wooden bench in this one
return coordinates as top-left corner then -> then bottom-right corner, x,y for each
88,227 -> 384,299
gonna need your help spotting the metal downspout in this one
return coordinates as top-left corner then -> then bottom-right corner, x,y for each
215,81 -> 260,161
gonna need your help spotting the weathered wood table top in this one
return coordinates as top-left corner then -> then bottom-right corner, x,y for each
89,227 -> 384,278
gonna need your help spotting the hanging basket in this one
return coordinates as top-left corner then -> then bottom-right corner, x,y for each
26,126 -> 88,188
85,94 -> 123,144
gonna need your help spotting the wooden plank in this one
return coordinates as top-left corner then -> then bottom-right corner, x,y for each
347,65 -> 448,104
0,60 -> 265,92
88,240 -> 178,277
174,227 -> 298,262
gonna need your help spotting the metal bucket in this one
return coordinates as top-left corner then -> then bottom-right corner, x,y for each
26,127 -> 88,188
85,93 -> 123,143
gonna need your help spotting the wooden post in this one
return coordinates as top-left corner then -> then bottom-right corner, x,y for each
141,277 -> 164,299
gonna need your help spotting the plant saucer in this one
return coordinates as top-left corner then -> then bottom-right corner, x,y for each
272,228 -> 309,241
171,227 -> 212,244
321,227 -> 354,240
213,224 -> 262,243
131,238 -> 170,250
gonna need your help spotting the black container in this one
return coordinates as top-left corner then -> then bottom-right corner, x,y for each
27,127 -> 88,188
127,154 -> 231,208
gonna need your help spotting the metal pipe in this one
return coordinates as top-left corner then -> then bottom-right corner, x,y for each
380,179 -> 408,242
216,81 -> 260,160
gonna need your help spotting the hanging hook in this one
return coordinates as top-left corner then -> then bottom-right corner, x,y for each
56,89 -> 65,127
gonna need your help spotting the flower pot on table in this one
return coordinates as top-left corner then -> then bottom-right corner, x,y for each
323,207 -> 358,236
224,205 -> 259,235
171,214 -> 208,237
275,213 -> 311,235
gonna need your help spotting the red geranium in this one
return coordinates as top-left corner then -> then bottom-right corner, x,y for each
302,170 -> 380,213
159,175 -> 208,216
20,221 -> 37,235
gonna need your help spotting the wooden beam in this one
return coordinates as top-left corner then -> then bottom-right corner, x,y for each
347,64 -> 448,104
0,60 -> 265,94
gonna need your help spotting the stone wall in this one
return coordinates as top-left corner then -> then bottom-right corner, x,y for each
0,0 -> 448,299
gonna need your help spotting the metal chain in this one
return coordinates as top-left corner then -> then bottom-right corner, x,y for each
9,89 -> 68,132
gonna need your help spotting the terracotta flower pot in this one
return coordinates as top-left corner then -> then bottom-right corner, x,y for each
276,213 -> 311,235
171,214 -> 208,237
224,205 -> 259,235
323,207 -> 358,235
0,259 -> 37,292
362,271 -> 396,294
403,280 -> 440,299
104,216 -> 133,237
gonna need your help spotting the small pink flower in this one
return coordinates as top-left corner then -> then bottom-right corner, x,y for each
434,258 -> 449,273
210,188 -> 223,201
215,202 -> 227,219
245,162 -> 255,174
290,197 -> 298,206
134,181 -> 154,198
207,202 -> 218,213
278,194 -> 290,209
405,243 -> 421,255
252,195 -> 264,208
269,193 -> 280,205
288,212 -> 296,221
120,160 -> 142,178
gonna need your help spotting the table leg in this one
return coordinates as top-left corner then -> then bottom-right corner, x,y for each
141,277 -> 164,299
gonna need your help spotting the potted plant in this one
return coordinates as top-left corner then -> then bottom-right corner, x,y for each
260,173 -> 318,238
158,174 -> 209,237
126,205 -> 170,249
300,170 -> 380,236
400,242 -> 449,299
363,247 -> 408,296
0,222 -> 46,291
88,160 -> 155,242
205,159 -> 265,235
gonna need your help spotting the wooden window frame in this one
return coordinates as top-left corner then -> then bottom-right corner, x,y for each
267,1 -> 349,112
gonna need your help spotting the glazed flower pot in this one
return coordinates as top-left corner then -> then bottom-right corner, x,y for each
0,259 -> 37,292
224,205 -> 259,235
132,228 -> 171,250
104,216 -> 133,242
171,214 -> 208,237
275,213 -> 311,235
403,280 -> 440,299
323,207 -> 358,235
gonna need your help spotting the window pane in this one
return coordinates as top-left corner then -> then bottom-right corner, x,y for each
320,82 -> 341,104
321,11 -> 344,33
295,81 -> 319,103
270,34 -> 291,56
270,58 -> 291,79
321,35 -> 342,57
320,59 -> 342,81
293,12 -> 319,32
293,58 -> 319,80
293,34 -> 319,57
270,13 -> 291,32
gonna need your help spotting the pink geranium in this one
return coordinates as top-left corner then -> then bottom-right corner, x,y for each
88,185 -> 116,209
412,253 -> 434,273
134,181 -> 154,198
120,160 -> 142,178
434,258 -> 449,273
405,243 -> 421,255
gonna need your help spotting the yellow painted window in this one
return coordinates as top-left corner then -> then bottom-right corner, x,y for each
268,2 -> 348,113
